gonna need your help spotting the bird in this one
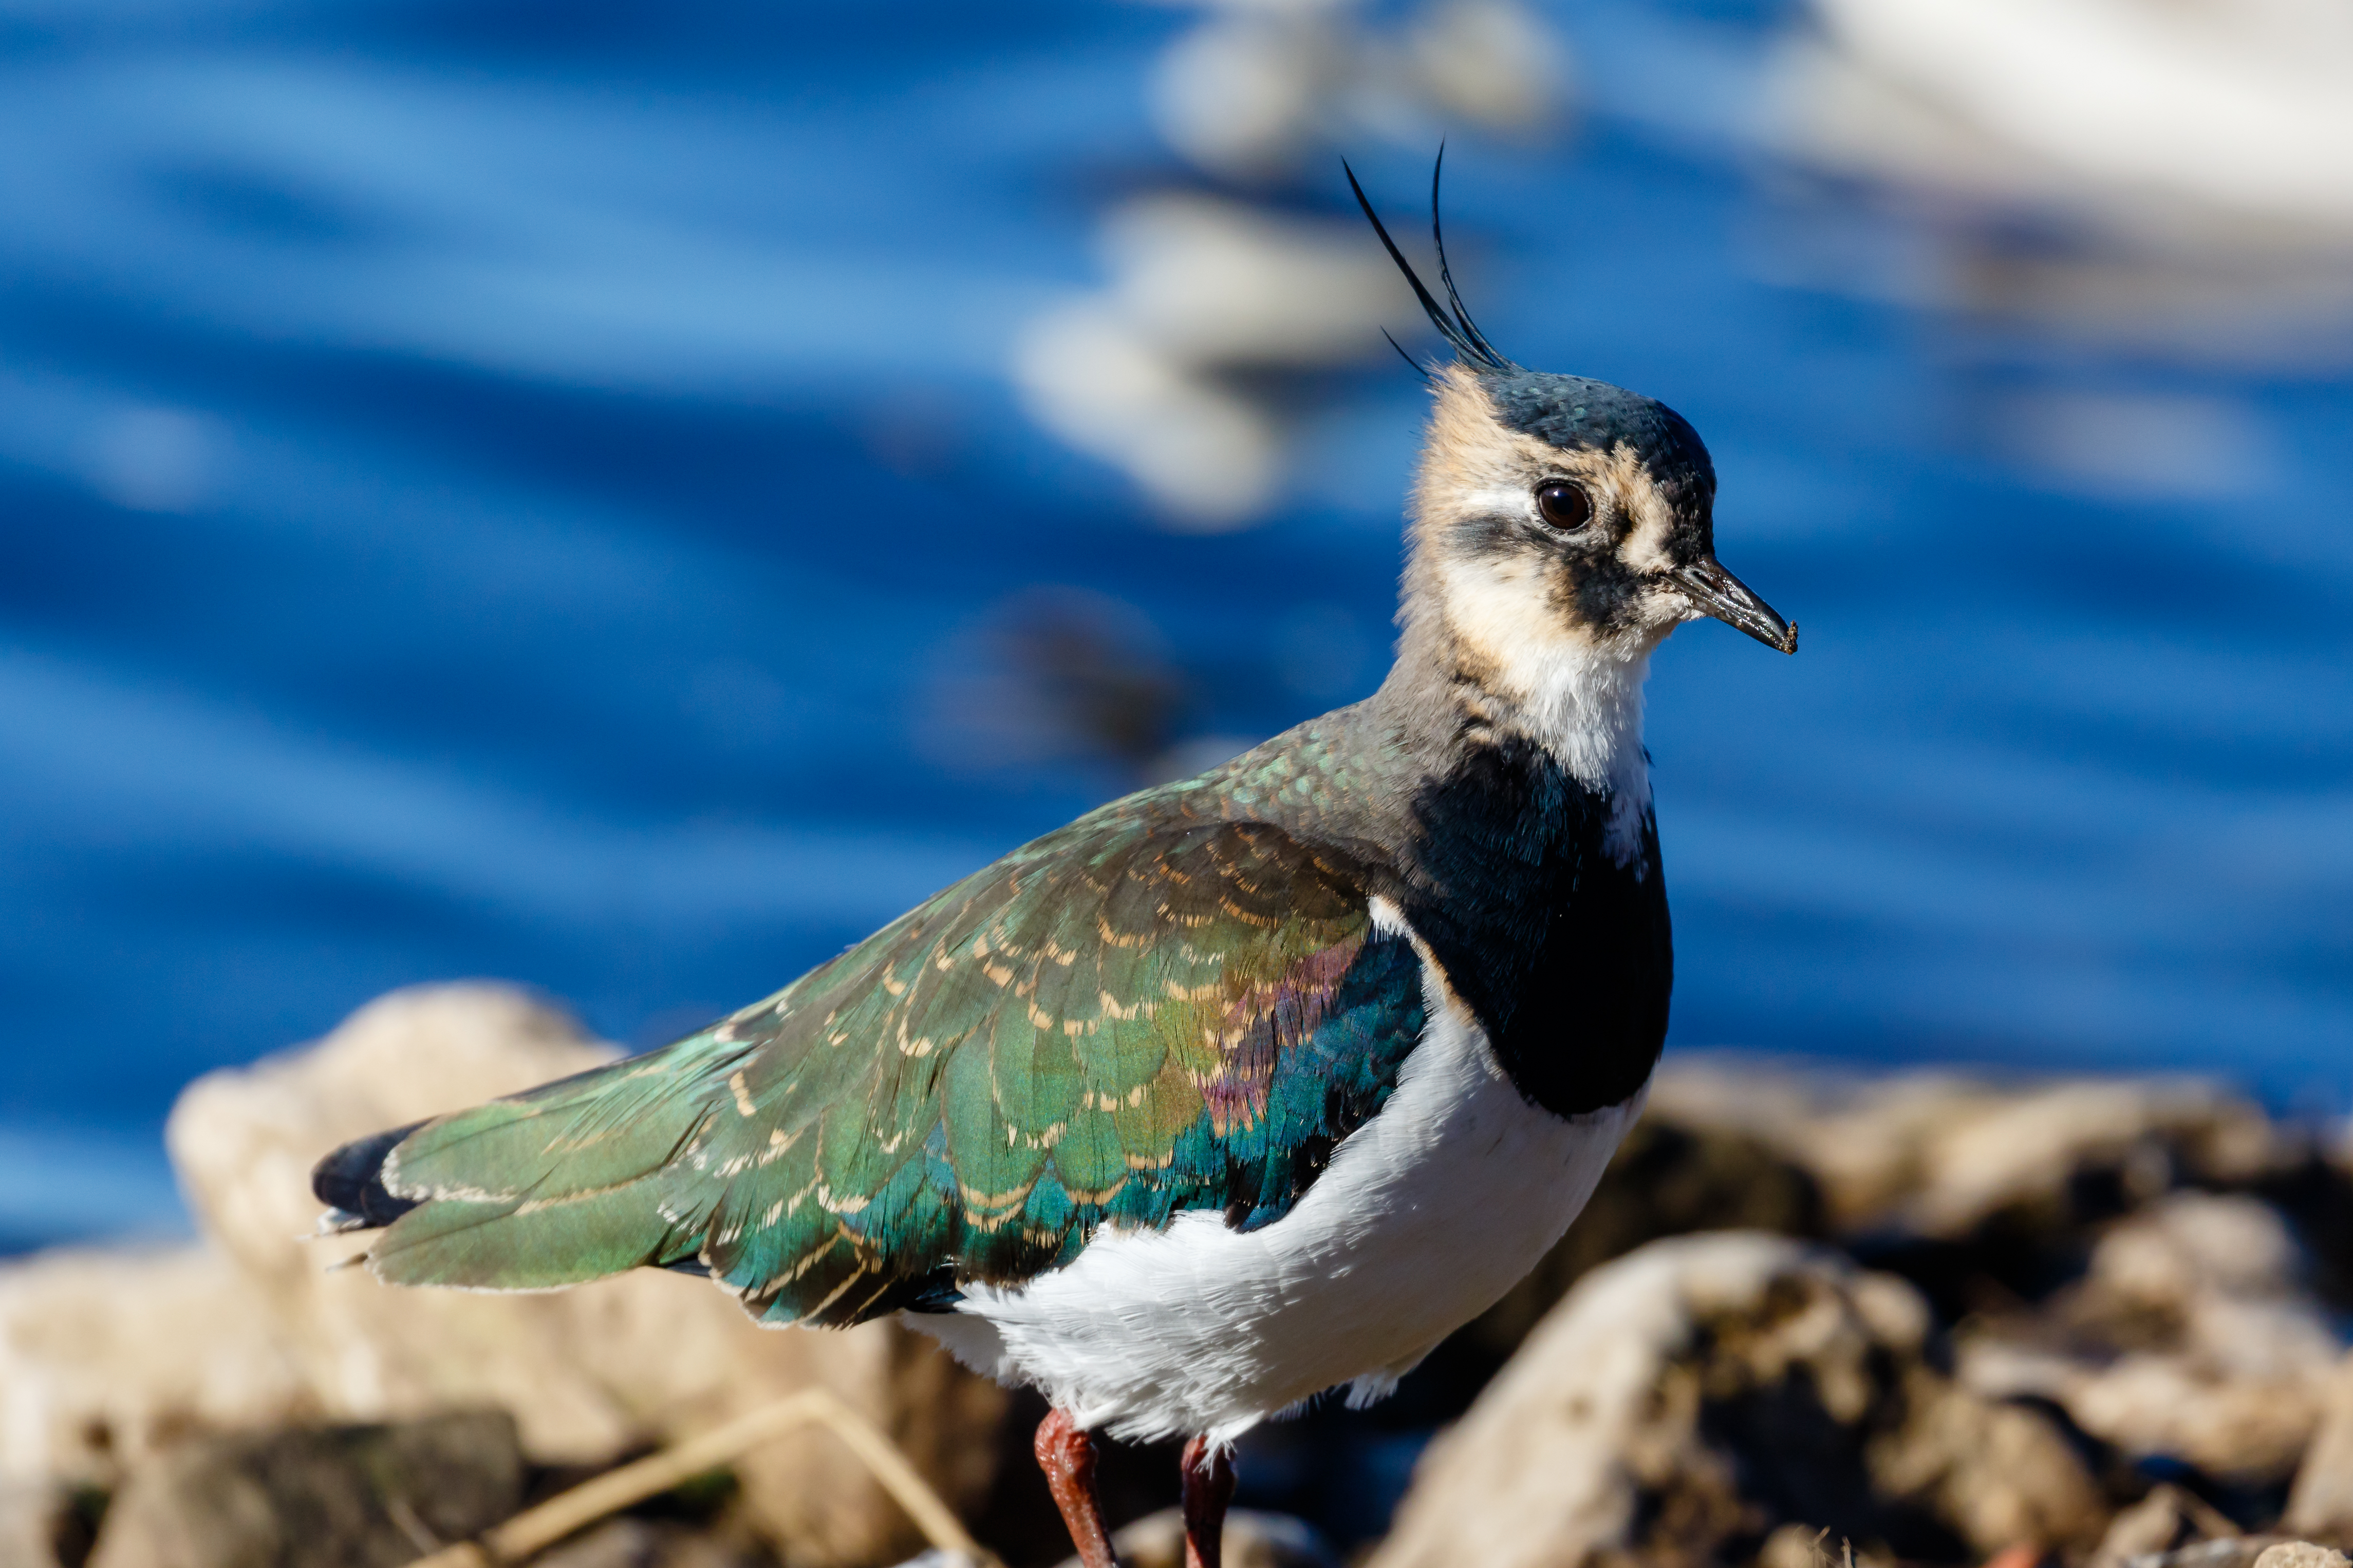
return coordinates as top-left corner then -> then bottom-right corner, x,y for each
310,160 -> 1797,1568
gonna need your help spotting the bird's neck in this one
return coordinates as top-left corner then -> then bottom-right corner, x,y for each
1204,601 -> 1672,1116
1333,613 -> 1670,1119
1375,605 -> 1657,867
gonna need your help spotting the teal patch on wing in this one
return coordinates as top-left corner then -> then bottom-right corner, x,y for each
361,800 -> 1427,1326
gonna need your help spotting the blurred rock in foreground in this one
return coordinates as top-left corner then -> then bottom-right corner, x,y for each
1219,1055 -> 2349,1554
1647,1060 -> 2295,1243
1958,1191 -> 2345,1487
1466,1057 -> 2343,1373
2288,1356 -> 2353,1540
8,999 -> 2353,1566
1,985 -> 1005,1568
0,1245 -> 312,1486
87,1410 -> 521,1568
1369,1233 -> 2107,1568
2086,1481 -> 2245,1568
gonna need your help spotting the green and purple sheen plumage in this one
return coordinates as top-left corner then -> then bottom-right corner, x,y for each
357,774 -> 1427,1327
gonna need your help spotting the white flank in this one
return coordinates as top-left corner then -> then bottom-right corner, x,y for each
905,904 -> 1647,1445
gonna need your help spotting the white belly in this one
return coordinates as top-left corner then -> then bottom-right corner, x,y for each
904,916 -> 1646,1445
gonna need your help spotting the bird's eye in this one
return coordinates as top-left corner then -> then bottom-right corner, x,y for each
1535,482 -> 1592,531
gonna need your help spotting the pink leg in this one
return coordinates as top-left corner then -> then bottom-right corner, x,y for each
1180,1435 -> 1236,1568
1035,1408 -> 1120,1568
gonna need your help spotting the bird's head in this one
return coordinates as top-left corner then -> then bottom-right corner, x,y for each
1352,164 -> 1797,691
1406,361 -> 1796,666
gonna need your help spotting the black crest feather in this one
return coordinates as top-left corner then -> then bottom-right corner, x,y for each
1346,148 -> 1516,372
1381,328 -> 1434,385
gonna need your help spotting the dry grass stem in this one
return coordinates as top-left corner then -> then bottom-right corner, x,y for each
406,1388 -> 998,1567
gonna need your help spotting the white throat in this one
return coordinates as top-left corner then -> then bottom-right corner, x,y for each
1506,640 -> 1655,867
1514,642 -> 1650,792
1431,557 -> 1660,867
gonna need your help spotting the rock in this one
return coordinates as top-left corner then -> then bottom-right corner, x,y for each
2059,1193 -> 2339,1484
2286,1355 -> 2353,1539
1367,1233 -> 2107,1568
2093,1193 -> 2309,1304
1054,1507 -> 1335,1568
138,983 -> 1004,1567
2252,1546 -> 2353,1568
0,1483 -> 99,1568
1752,1523 -> 1841,1568
1649,1061 -> 2290,1239
2126,1543 -> 2288,1568
1963,1333 -> 2320,1490
2086,1484 -> 2239,1568
0,1246 -> 311,1490
1957,1195 -> 2342,1487
85,1410 -> 522,1568
2063,1355 -> 2323,1487
0,1488 -> 61,1568
2076,1195 -> 2342,1378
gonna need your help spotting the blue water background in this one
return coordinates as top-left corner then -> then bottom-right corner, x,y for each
1,0 -> 2348,1251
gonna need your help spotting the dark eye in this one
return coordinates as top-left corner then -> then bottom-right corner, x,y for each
1535,481 -> 1592,531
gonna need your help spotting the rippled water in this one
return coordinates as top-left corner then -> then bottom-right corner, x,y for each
1,0 -> 2348,1250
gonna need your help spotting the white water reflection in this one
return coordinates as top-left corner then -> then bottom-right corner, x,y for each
1018,0 -> 1569,526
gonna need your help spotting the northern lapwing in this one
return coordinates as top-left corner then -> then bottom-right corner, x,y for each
312,162 -> 1797,1568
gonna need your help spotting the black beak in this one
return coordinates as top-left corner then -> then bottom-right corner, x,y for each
1674,559 -> 1798,654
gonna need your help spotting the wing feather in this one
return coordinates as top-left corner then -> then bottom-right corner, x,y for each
351,803 -> 1426,1325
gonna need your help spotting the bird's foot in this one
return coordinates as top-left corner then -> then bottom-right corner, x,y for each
1035,1408 -> 1120,1568
1180,1434 -> 1236,1568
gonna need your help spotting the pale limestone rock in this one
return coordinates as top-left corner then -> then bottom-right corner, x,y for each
2286,1354 -> 2353,1538
2131,1543 -> 2289,1568
1367,1233 -> 2105,1568
1979,1351 -> 2320,1488
2084,1194 -> 2342,1379
0,1246 -> 310,1490
1899,1082 -> 2276,1237
2086,1483 -> 2238,1568
2252,1545 -> 2353,1568
1649,1061 -> 2286,1236
0,1484 -> 85,1568
142,983 -> 1004,1567
1641,1065 -> 1988,1227
1956,1193 -> 2342,1486
1751,1528 -> 1906,1568
2096,1192 -> 2308,1305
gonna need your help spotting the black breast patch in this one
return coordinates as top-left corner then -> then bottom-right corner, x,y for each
1395,737 -> 1671,1118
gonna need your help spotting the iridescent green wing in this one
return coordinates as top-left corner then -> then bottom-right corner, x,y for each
362,803 -> 1428,1326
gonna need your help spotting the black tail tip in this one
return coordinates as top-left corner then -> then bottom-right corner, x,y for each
310,1120 -> 429,1229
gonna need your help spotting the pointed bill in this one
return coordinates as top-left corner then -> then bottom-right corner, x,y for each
1675,559 -> 1798,653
